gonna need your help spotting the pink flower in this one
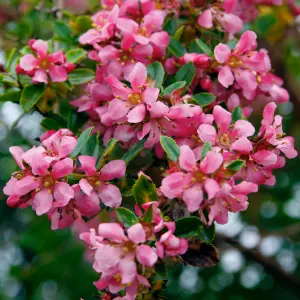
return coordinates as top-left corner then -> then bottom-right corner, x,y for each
16,39 -> 74,83
76,156 -> 126,208
214,31 -> 270,91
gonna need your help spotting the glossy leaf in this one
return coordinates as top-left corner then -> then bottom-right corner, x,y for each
160,136 -> 180,162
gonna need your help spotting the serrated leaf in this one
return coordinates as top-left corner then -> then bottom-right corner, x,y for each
231,106 -> 244,123
147,62 -> 165,88
97,138 -> 118,169
160,136 -> 180,162
193,93 -> 216,107
20,84 -> 46,112
225,159 -> 245,171
175,62 -> 196,88
68,68 -> 95,85
175,217 -> 203,238
66,48 -> 87,64
168,37 -> 187,57
116,207 -> 139,227
132,175 -> 158,205
70,127 -> 93,158
163,81 -> 186,96
201,141 -> 212,159
121,139 -> 145,165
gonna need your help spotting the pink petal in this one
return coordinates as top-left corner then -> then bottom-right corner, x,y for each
49,51 -> 65,64
9,146 -> 24,169
105,76 -> 131,99
149,31 -> 170,48
233,181 -> 258,195
232,120 -> 255,137
198,9 -> 213,28
148,101 -> 169,118
94,244 -> 121,272
116,18 -> 138,33
127,104 -> 146,123
234,69 -> 257,91
160,172 -> 185,199
76,191 -> 100,216
53,182 -> 74,207
119,257 -> 137,284
213,105 -> 232,132
179,145 -> 196,171
19,54 -> 38,71
32,69 -> 48,83
200,151 -> 223,174
98,184 -> 122,207
98,223 -> 127,242
218,66 -> 234,88
108,98 -> 130,120
262,102 -> 277,125
235,30 -> 257,54
79,155 -> 96,176
98,45 -> 119,64
33,188 -> 53,215
231,137 -> 253,154
49,65 -> 68,82
214,43 -> 231,64
136,244 -> 158,267
252,150 -> 277,166
51,158 -> 73,178
143,88 -> 159,104
79,178 -> 93,196
14,176 -> 40,195
128,223 -> 146,244
114,124 -> 136,142
31,39 -> 48,57
182,184 -> 203,212
197,124 -> 217,144
129,62 -> 147,90
219,13 -> 243,34
100,160 -> 126,181
204,178 -> 220,200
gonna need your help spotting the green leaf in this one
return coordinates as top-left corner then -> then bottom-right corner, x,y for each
201,141 -> 212,159
198,223 -> 215,244
143,205 -> 153,223
81,134 -> 102,159
193,39 -> 213,56
225,159 -> 245,171
121,139 -> 145,165
132,175 -> 158,205
227,39 -> 238,50
54,21 -> 72,41
116,207 -> 139,227
20,45 -> 32,56
70,127 -> 93,158
68,68 -> 95,85
6,48 -> 19,73
0,88 -> 21,103
155,262 -> 168,279
175,217 -> 203,238
193,93 -> 216,107
147,62 -> 165,88
231,106 -> 244,123
174,26 -> 185,41
20,84 -> 46,112
40,118 -> 63,131
175,62 -> 196,88
97,138 -> 118,168
75,15 -> 93,33
163,18 -> 177,35
163,81 -> 186,96
66,48 -> 87,64
168,37 -> 187,57
0,74 -> 18,86
160,136 -> 180,162
255,13 -> 276,36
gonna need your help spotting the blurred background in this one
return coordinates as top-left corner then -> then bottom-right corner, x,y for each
0,1 -> 300,299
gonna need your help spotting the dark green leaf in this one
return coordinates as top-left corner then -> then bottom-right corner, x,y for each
0,88 -> 21,103
147,62 -> 165,88
40,118 -> 63,131
70,127 -> 93,158
81,134 -> 102,159
132,175 -> 158,205
194,39 -> 213,56
163,18 -> 177,35
143,205 -> 153,223
193,93 -> 216,107
97,138 -> 118,168
160,136 -> 180,162
226,159 -> 245,171
155,262 -> 168,279
163,81 -> 186,96
116,207 -> 139,227
168,37 -> 187,57
66,48 -> 87,64
54,21 -> 72,41
231,106 -> 244,123
198,223 -> 215,244
20,84 -> 46,112
68,68 -> 95,85
121,139 -> 145,165
201,141 -> 212,159
175,217 -> 203,238
175,63 -> 196,88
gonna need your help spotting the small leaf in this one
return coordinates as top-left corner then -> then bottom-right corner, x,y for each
163,81 -> 186,96
174,26 -> 185,41
231,106 -> 244,123
116,207 -> 139,227
70,127 -> 93,158
121,139 -> 145,165
40,118 -> 62,130
20,84 -> 46,112
163,18 -> 177,35
97,138 -> 118,169
68,68 -> 95,85
175,62 -> 196,88
194,39 -> 213,56
175,217 -> 203,238
0,88 -> 21,103
0,74 -> 18,86
6,48 -> 19,73
198,223 -> 215,244
168,37 -> 187,57
201,141 -> 212,159
54,21 -> 73,41
132,175 -> 158,205
160,136 -> 180,162
143,205 -> 153,223
147,62 -> 165,88
66,48 -> 87,64
193,93 -> 216,107
19,45 -> 32,56
226,159 -> 245,172
81,134 -> 103,159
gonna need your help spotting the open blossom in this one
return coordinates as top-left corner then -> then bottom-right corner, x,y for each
75,155 -> 126,209
214,30 -> 270,91
16,39 -> 74,83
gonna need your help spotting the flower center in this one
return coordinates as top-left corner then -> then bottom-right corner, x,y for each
219,134 -> 231,146
228,56 -> 243,68
128,93 -> 142,105
43,175 -> 55,187
138,26 -> 149,37
39,58 -> 50,70
191,170 -> 206,183
88,176 -> 101,187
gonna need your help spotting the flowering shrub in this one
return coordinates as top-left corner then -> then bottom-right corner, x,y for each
1,0 -> 299,298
